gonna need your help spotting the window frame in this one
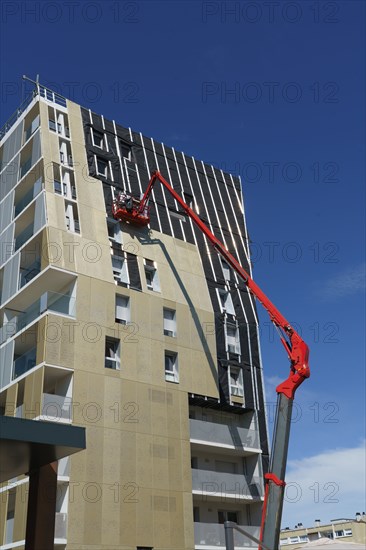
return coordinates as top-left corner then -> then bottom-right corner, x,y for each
115,295 -> 130,325
105,336 -> 121,370
96,157 -> 108,178
144,259 -> 160,292
226,322 -> 241,356
164,350 -> 179,383
228,365 -> 244,397
92,129 -> 106,150
163,308 -> 176,337
111,250 -> 129,286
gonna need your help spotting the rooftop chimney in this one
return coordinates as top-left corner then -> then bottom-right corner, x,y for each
315,519 -> 321,527
356,513 -> 361,522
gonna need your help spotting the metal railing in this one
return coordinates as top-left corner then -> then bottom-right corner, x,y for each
13,347 -> 37,378
190,418 -> 260,449
0,81 -> 67,142
1,291 -> 75,344
192,469 -> 263,499
224,522 -> 270,550
194,522 -> 261,548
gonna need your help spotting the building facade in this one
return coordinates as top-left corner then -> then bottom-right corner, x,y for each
0,84 -> 269,549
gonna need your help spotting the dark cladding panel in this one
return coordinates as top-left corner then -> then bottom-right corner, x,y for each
80,107 -> 267,434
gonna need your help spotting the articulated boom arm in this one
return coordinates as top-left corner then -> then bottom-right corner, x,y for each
120,170 -> 310,549
139,171 -> 310,398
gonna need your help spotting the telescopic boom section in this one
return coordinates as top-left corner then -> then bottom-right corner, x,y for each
113,170 -> 310,549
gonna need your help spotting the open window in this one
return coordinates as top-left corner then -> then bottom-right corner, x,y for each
96,157 -> 108,178
229,366 -> 244,397
105,337 -> 120,370
163,308 -> 176,337
111,250 -> 129,286
221,259 -> 231,281
92,129 -> 106,150
115,295 -> 130,324
165,351 -> 179,383
144,259 -> 160,292
226,323 -> 240,355
217,288 -> 235,315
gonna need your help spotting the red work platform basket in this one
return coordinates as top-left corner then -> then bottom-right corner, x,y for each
112,194 -> 150,226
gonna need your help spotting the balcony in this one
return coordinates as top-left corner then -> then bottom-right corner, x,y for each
191,469 -> 263,500
13,347 -> 37,378
14,178 -> 42,218
15,222 -> 34,251
42,393 -> 72,422
1,291 -> 75,344
194,522 -> 260,548
19,259 -> 41,289
190,418 -> 260,451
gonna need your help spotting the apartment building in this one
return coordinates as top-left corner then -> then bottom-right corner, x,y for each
280,515 -> 366,547
0,83 -> 269,549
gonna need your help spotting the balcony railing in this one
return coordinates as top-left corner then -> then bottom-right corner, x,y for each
19,259 -> 41,289
42,394 -> 72,422
15,223 -> 34,251
191,469 -> 263,499
190,418 -> 260,450
55,512 -> 67,539
194,522 -> 260,548
14,179 -> 42,217
13,347 -> 37,378
1,291 -> 75,344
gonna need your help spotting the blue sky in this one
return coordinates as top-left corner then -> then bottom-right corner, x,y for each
1,0 -> 365,528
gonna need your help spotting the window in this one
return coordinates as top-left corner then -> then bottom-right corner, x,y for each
193,507 -> 200,522
105,337 -> 120,369
96,158 -> 108,178
165,351 -> 178,383
144,259 -> 160,292
217,288 -> 235,315
163,308 -> 176,337
226,323 -> 240,355
184,192 -> 194,210
221,259 -> 231,281
119,141 -> 132,160
111,252 -> 129,286
107,218 -> 122,243
116,295 -> 130,324
49,119 -> 56,132
65,202 -> 80,234
169,209 -> 186,222
92,129 -> 105,149
229,366 -> 243,397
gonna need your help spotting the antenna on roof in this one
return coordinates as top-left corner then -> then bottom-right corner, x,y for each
22,74 -> 40,95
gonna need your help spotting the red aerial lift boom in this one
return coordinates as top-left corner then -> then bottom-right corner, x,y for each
112,171 -> 310,550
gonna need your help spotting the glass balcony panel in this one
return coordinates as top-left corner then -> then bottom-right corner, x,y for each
19,259 -> 41,289
194,522 -> 260,548
191,469 -> 263,499
1,291 -> 75,344
14,179 -> 42,217
5,517 -> 14,544
42,394 -> 72,422
15,223 -> 34,250
190,418 -> 259,449
54,512 -> 67,538
13,347 -> 37,378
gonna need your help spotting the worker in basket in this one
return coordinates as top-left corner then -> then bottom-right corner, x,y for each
118,192 -> 139,212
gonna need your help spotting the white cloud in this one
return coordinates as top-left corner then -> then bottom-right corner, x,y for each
316,262 -> 366,301
281,441 -> 366,528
